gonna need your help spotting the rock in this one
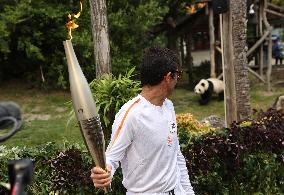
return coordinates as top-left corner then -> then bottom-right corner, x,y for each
200,115 -> 225,129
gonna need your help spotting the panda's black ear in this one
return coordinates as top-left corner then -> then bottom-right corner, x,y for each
201,83 -> 205,87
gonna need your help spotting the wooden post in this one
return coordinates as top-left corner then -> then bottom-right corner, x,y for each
263,0 -> 273,91
265,9 -> 284,18
221,11 -> 237,127
267,2 -> 284,12
219,15 -> 224,78
247,29 -> 271,57
267,32 -> 272,91
209,3 -> 216,78
255,10 -> 260,69
248,67 -> 266,83
259,0 -> 264,77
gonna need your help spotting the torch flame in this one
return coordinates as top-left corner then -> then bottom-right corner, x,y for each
66,0 -> 83,40
197,3 -> 206,9
74,1 -> 83,18
186,3 -> 206,15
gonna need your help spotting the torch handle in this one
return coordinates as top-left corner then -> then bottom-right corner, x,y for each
104,185 -> 111,193
103,166 -> 111,193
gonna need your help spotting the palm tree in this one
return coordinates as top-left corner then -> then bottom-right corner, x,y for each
231,0 -> 251,120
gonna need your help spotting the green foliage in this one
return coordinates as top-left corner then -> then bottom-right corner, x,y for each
0,0 -> 167,88
176,113 -> 216,149
0,0 -> 94,88
89,67 -> 141,140
239,153 -> 284,194
0,142 -> 58,194
108,0 -> 168,75
2,109 -> 283,194
272,0 -> 284,6
68,68 -> 140,142
0,142 -> 126,194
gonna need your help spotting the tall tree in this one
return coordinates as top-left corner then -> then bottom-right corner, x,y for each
231,0 -> 251,120
185,32 -> 194,89
89,0 -> 111,78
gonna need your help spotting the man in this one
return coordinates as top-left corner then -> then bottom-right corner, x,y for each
91,46 -> 195,195
272,36 -> 284,65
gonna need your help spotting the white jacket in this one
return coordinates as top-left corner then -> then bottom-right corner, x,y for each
106,95 -> 194,195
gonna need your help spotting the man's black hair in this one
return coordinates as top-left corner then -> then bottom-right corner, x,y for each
140,46 -> 180,86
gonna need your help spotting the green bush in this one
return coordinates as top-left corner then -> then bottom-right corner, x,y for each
0,143 -> 59,194
0,142 -> 126,194
89,67 -> 141,140
238,153 -> 284,194
182,109 -> 284,194
68,67 -> 141,141
1,109 -> 283,194
176,112 -> 216,149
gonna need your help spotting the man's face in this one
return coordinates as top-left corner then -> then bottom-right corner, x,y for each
167,69 -> 181,95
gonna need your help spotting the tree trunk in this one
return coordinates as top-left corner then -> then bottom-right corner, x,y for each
231,0 -> 251,120
89,0 -> 111,78
208,3 -> 216,78
185,32 -> 194,90
167,32 -> 179,54
180,36 -> 185,67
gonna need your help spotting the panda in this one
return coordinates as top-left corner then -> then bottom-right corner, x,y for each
194,78 -> 224,105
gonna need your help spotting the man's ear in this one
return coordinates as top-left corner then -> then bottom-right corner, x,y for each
164,72 -> 172,82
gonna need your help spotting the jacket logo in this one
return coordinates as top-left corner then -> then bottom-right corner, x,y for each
167,134 -> 173,146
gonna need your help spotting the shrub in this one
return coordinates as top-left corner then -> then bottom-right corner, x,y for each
176,113 -> 215,135
0,143 -> 59,194
176,113 -> 216,149
182,108 -> 284,194
1,109 -> 283,194
0,142 -> 126,194
89,67 -> 141,140
68,67 -> 141,141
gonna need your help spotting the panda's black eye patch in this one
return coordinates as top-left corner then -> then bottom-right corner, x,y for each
201,83 -> 205,87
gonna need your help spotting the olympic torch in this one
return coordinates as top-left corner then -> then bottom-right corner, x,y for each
63,40 -> 111,193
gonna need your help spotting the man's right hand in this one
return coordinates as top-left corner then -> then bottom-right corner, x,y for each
90,165 -> 112,189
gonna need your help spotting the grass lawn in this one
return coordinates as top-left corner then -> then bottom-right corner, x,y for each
0,79 -> 283,148
0,82 -> 82,147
